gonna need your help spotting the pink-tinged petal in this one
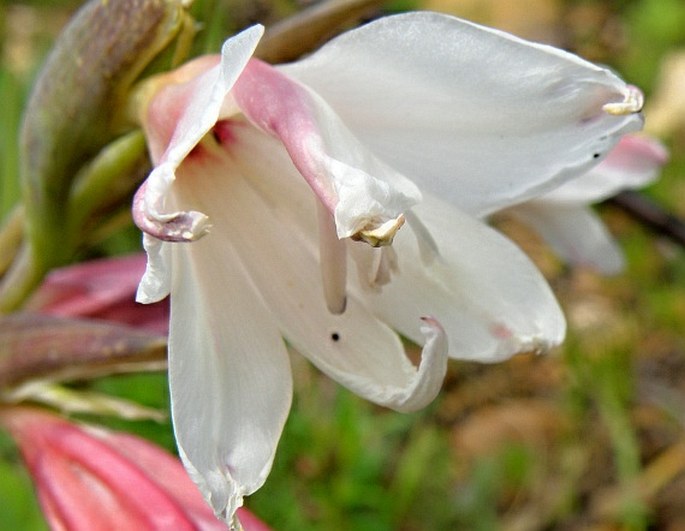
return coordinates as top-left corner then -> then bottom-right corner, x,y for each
232,58 -> 421,241
134,25 -> 264,243
541,134 -> 669,203
26,255 -> 168,333
171,124 -> 446,412
353,195 -> 566,362
141,55 -> 223,164
509,203 -> 625,274
280,12 -> 644,217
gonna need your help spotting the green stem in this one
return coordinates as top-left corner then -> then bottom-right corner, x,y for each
594,353 -> 648,530
0,243 -> 43,313
0,206 -> 24,278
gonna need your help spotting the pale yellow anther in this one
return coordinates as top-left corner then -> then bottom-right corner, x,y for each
353,214 -> 406,247
602,85 -> 644,116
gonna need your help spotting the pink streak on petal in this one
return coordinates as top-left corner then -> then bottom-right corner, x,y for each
489,322 -> 514,340
232,58 -> 338,214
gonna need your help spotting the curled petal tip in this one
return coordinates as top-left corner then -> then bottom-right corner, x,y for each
419,315 -> 447,339
603,85 -> 644,116
133,183 -> 211,242
389,315 -> 448,413
419,315 -> 441,327
351,214 -> 405,247
136,209 -> 211,242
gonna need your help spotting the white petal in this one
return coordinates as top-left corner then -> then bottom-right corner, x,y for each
139,25 -> 264,238
542,134 -> 668,203
166,169 -> 292,522
353,195 -> 567,362
185,125 -> 446,411
136,233 -> 172,303
510,202 -> 625,274
232,59 -> 421,240
161,26 -> 264,169
280,12 -> 644,216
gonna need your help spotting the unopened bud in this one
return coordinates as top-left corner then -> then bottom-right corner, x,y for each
0,408 -> 271,530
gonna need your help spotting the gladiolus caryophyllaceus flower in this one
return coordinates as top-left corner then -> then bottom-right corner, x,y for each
508,134 -> 668,273
0,407 -> 270,531
131,12 -> 644,523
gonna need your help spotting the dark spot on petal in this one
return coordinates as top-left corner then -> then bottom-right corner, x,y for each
331,332 -> 340,342
593,153 -> 601,159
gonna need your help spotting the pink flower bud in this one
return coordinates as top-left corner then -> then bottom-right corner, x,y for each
0,407 -> 270,531
27,254 -> 169,334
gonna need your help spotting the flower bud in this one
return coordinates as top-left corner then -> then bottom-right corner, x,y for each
0,407 -> 271,531
27,253 -> 169,333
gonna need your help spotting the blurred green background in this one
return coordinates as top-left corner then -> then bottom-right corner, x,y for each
2,0 -> 685,529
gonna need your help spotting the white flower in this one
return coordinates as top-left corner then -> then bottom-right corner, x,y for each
508,134 -> 668,273
131,12 -> 643,524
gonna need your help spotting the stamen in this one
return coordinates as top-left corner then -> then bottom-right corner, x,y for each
349,242 -> 399,291
602,85 -> 644,116
375,246 -> 398,286
351,215 -> 405,247
317,203 -> 347,314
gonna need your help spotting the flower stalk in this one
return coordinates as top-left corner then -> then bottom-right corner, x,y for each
0,313 -> 167,395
